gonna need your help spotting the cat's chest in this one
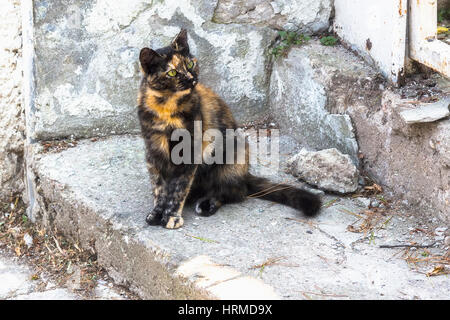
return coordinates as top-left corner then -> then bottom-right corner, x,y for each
145,89 -> 196,129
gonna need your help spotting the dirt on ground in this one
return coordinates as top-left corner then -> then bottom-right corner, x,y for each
0,195 -> 139,299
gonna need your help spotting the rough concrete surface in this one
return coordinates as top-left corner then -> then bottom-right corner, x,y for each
347,91 -> 450,224
269,41 -> 385,163
0,0 -> 25,201
32,135 -> 450,300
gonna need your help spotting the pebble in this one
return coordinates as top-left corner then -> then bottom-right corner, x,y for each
445,236 -> 450,246
435,227 -> 447,235
370,199 -> 380,207
23,233 -> 33,248
356,197 -> 371,208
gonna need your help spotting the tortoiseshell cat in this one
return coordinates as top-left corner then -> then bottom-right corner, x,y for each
137,29 -> 322,229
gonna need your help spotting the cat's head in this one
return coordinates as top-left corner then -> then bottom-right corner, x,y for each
139,29 -> 199,91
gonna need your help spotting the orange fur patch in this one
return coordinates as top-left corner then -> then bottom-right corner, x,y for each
150,133 -> 170,156
145,88 -> 192,128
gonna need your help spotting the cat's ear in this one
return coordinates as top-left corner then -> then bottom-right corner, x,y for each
139,48 -> 163,74
171,29 -> 189,53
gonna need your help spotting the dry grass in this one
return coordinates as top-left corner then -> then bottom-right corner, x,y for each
401,247 -> 450,276
40,139 -> 78,153
380,242 -> 449,278
0,196 -> 137,298
250,256 -> 299,277
342,207 -> 389,236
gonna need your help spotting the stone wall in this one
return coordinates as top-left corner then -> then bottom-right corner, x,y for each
213,0 -> 332,32
269,42 -> 381,164
348,91 -> 450,224
0,0 -> 25,201
31,0 -> 333,140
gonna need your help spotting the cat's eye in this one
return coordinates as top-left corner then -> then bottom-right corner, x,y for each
167,69 -> 177,77
187,60 -> 194,69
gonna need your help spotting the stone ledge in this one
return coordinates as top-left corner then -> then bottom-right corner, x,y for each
31,134 -> 450,299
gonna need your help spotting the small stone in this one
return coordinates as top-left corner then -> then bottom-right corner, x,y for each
399,96 -> 450,124
444,236 -> 450,246
23,233 -> 33,248
371,199 -> 380,207
355,197 -> 371,208
358,176 -> 365,186
286,148 -> 359,194
65,266 -> 82,291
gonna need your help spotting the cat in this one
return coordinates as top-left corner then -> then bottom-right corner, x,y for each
137,29 -> 322,229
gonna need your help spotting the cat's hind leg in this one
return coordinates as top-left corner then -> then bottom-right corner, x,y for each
194,196 -> 222,217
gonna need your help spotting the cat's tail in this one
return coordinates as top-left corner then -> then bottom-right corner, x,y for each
245,174 -> 322,217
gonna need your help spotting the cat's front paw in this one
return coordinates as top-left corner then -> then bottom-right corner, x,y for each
162,215 -> 184,229
146,207 -> 163,225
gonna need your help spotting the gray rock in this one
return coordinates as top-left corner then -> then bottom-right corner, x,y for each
287,148 -> 359,194
399,96 -> 450,124
354,197 -> 371,208
370,199 -> 381,208
213,0 -> 332,33
445,236 -> 450,246
435,227 -> 448,236
23,233 -> 33,248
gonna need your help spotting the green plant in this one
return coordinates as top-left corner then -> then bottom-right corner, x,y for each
271,30 -> 311,58
320,36 -> 338,46
438,8 -> 450,23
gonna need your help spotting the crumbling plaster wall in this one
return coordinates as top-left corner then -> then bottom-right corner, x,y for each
348,92 -> 450,224
0,0 -> 25,201
31,0 -> 334,140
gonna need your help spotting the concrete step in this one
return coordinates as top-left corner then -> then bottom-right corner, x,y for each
32,135 -> 450,299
